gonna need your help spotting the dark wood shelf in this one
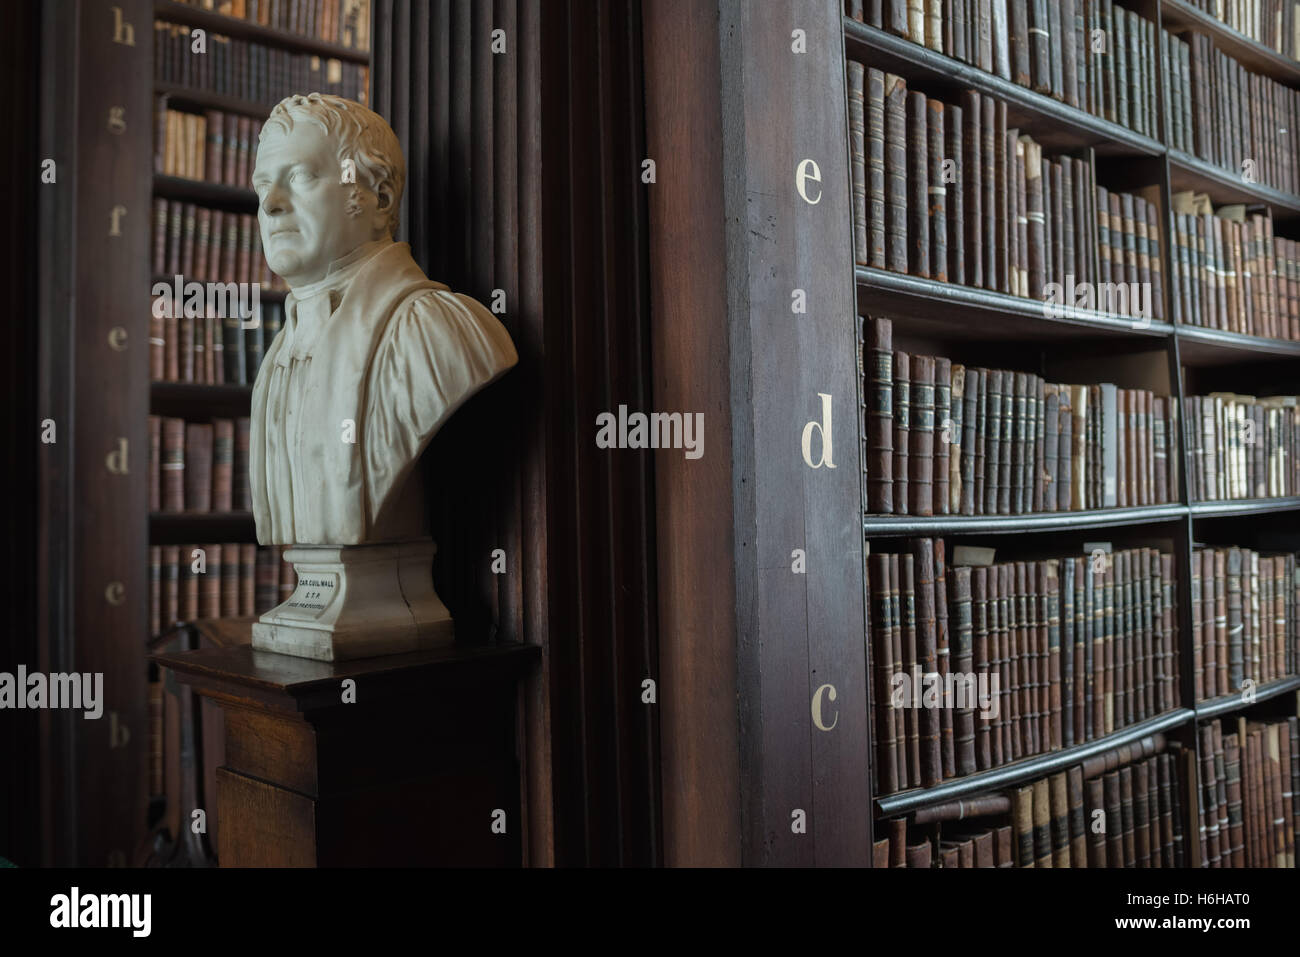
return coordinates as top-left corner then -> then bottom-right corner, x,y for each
842,17 -> 1164,157
855,266 -> 1173,342
875,709 -> 1192,818
154,173 -> 257,209
155,0 -> 370,64
1167,150 -> 1300,221
149,511 -> 256,545
1176,324 -> 1300,365
1189,497 -> 1300,519
1160,0 -> 1300,87
150,381 -> 254,416
155,82 -> 278,120
863,503 -> 1186,537
1194,676 -> 1300,720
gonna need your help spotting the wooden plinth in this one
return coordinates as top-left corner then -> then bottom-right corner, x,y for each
153,637 -> 540,867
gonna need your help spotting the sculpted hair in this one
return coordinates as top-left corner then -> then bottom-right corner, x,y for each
260,93 -> 405,235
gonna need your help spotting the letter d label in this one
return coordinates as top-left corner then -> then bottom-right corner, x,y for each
801,392 -> 835,469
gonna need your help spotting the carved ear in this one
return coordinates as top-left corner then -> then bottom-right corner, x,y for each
375,187 -> 392,211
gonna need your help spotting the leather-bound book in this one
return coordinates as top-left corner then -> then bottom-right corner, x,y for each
951,565 -> 977,774
1047,771 -> 1070,866
178,544 -> 198,622
945,103 -> 965,285
982,370 -> 1002,515
1086,776 -> 1107,866
961,368 -> 980,515
255,545 -> 280,616
990,0 -> 1010,77
934,539 -> 954,777
221,543 -> 240,617
901,553 -> 921,785
1003,563 -> 1023,760
1209,549 -> 1224,698
1032,777 -> 1053,866
849,62 -> 867,267
1043,385 -> 1059,512
234,416 -> 251,512
893,351 -> 911,515
981,95 -> 997,289
166,200 -> 183,276
161,545 -> 180,633
924,0 -> 941,51
194,207 -> 212,282
970,564 -> 991,771
884,75 -> 909,274
1118,765 -> 1137,866
969,830 -> 993,867
907,92 -> 930,278
871,555 -> 899,793
948,366 -> 965,514
987,563 -> 1006,765
1224,732 -> 1245,867
995,824 -> 1015,867
1061,557 -> 1075,745
847,0 -> 863,22
927,99 -> 947,282
889,817 -> 907,867
934,358 -> 951,514
1288,718 -> 1299,861
1061,0 -> 1078,107
1012,784 -> 1036,867
1028,0 -> 1050,94
905,839 -> 931,869
239,543 -> 256,617
872,838 -> 890,869
1023,139 -> 1045,301
1010,373 -> 1027,514
1199,724 -> 1221,866
1113,7 -> 1129,129
1133,759 -> 1151,867
1067,765 -> 1087,865
998,371 -> 1015,515
161,417 -> 186,513
1009,0 -> 1030,86
1227,547 -> 1244,690
976,0 -> 993,72
149,545 -> 162,638
152,197 -> 168,276
211,419 -> 233,513
867,69 -> 887,269
1032,377 -> 1044,514
867,318 -> 894,513
962,92 -> 983,288
912,538 -> 941,786
147,415 -> 162,514
1045,561 -> 1061,749
198,543 -> 221,620
1046,0 -> 1063,97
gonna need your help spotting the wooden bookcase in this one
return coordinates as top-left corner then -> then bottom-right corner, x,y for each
644,0 -> 1300,866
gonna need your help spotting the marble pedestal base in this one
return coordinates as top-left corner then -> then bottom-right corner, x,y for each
251,539 -> 454,661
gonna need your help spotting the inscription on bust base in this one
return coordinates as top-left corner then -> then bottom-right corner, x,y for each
252,540 -> 453,662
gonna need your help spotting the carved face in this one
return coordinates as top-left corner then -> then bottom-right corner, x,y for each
252,122 -> 386,288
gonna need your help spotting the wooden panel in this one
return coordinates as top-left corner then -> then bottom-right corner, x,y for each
216,769 -> 317,867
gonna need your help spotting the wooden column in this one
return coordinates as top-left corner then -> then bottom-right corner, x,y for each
155,641 -> 539,866
643,0 -> 872,865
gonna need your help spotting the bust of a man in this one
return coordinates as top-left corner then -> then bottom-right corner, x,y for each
249,93 -> 517,546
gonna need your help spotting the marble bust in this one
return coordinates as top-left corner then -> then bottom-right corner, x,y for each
247,93 -> 517,660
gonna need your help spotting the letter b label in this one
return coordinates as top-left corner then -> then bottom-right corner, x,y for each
801,393 -> 835,469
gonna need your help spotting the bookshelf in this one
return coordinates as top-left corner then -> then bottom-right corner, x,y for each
842,2 -> 1300,867
141,0 -> 372,864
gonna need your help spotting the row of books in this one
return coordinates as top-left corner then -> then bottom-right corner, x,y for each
155,21 -> 369,108
154,100 -> 264,188
149,542 -> 294,638
164,0 -> 372,51
1182,393 -> 1300,500
1191,547 -> 1300,699
1197,718 -> 1299,867
151,200 -> 285,290
1170,192 -> 1300,339
867,539 -> 1179,795
848,66 -> 1166,319
149,301 -> 284,387
148,416 -> 252,514
877,736 -> 1190,866
1170,29 -> 1299,197
1178,0 -> 1300,62
860,318 -> 1178,517
845,1 -> 1161,139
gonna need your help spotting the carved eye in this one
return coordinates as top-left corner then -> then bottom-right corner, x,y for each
291,169 -> 317,186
